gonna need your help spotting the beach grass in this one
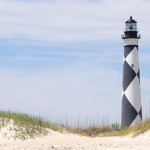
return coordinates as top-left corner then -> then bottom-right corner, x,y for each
0,111 -> 64,140
113,119 -> 150,137
0,111 -> 150,139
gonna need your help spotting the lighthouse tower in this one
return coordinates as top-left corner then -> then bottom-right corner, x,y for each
121,16 -> 142,128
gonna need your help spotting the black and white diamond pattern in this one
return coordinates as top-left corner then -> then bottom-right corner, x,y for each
122,45 -> 142,128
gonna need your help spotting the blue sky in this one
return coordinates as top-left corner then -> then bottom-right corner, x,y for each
0,0 -> 150,126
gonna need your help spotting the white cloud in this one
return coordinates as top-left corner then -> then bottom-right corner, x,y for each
0,48 -> 122,63
0,0 -> 150,42
141,77 -> 150,91
141,77 -> 150,119
140,53 -> 150,63
0,66 -> 121,124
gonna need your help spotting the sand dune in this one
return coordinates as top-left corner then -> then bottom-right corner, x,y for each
0,128 -> 150,150
0,118 -> 150,150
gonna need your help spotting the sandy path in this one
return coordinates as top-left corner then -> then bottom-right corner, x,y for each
0,130 -> 150,150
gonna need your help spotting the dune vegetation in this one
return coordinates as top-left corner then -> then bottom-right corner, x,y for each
0,111 -> 150,140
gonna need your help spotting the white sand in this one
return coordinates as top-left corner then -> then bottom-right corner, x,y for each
0,120 -> 150,150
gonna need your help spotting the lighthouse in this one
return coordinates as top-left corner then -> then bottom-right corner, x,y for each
121,16 -> 142,128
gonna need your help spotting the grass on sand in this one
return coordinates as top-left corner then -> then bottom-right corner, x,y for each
0,111 -> 150,140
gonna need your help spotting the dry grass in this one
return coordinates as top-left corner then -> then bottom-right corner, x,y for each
0,111 -> 150,139
112,119 -> 150,137
0,111 -> 65,140
73,126 -> 119,137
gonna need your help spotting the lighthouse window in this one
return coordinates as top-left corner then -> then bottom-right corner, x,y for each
126,23 -> 137,31
131,64 -> 134,68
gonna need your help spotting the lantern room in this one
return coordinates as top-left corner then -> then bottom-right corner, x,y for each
125,16 -> 137,31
